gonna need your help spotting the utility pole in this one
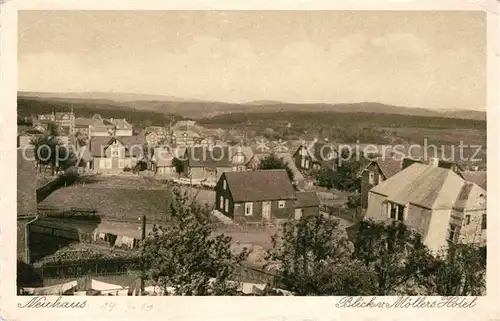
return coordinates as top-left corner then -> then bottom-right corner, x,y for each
140,215 -> 146,295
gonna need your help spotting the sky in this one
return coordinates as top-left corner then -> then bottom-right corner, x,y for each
18,11 -> 486,110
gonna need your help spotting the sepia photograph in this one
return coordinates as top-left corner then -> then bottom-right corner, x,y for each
14,9 -> 488,298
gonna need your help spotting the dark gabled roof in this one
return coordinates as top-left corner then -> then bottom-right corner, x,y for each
186,146 -> 232,167
377,158 -> 403,179
439,160 -> 465,171
459,171 -> 487,190
222,170 -> 296,202
294,192 -> 320,208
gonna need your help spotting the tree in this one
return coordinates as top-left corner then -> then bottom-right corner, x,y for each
74,131 -> 89,147
424,243 -> 486,296
352,220 -> 435,295
315,167 -> 335,189
266,214 -> 372,295
331,149 -> 366,192
141,188 -> 248,295
31,133 -> 77,175
172,158 -> 184,176
258,153 -> 294,182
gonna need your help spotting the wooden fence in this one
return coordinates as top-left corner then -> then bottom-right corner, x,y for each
320,204 -> 364,223
33,258 -> 276,286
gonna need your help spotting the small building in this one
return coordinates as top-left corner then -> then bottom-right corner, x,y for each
152,146 -> 186,176
292,139 -> 337,171
359,158 -> 403,209
172,120 -> 196,130
172,130 -> 200,147
183,146 -> 233,182
215,170 -> 297,224
365,162 -> 487,255
90,136 -> 144,174
293,192 -> 320,220
144,126 -> 170,147
107,118 -> 133,136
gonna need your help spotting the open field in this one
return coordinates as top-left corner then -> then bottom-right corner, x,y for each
39,184 -> 173,222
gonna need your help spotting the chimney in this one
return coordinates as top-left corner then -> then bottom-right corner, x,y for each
428,157 -> 439,167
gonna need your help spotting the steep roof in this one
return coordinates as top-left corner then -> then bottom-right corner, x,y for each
222,170 -> 296,202
186,146 -> 232,167
17,147 -> 38,217
75,118 -> 94,127
295,192 -> 320,208
377,158 -> 403,179
370,163 -> 477,210
459,171 -> 487,190
109,118 -> 133,130
89,136 -> 144,157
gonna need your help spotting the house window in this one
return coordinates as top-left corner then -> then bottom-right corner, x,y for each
219,196 -> 224,211
245,202 -> 253,216
224,199 -> 229,212
481,214 -> 486,230
464,215 -> 471,225
278,200 -> 286,208
388,202 -> 404,221
448,225 -> 458,243
300,158 -> 305,168
223,179 -> 227,190
368,172 -> 375,184
111,150 -> 119,157
305,160 -> 310,169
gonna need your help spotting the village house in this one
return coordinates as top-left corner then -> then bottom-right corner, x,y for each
107,118 -> 133,136
365,162 -> 487,255
38,110 -> 75,134
214,170 -> 297,224
144,126 -> 170,147
293,192 -> 321,219
172,130 -> 201,147
89,136 -> 144,174
152,146 -> 186,176
172,120 -> 196,130
292,138 -> 337,171
183,145 -> 247,182
74,118 -> 93,136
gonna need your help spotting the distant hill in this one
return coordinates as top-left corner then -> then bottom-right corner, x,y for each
18,91 -> 207,103
244,100 -> 287,105
17,91 -> 486,121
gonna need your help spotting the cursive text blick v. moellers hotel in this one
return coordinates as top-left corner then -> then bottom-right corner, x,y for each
336,296 -> 477,309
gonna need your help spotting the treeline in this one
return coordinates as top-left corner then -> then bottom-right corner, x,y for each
199,111 -> 486,131
17,98 -> 180,128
